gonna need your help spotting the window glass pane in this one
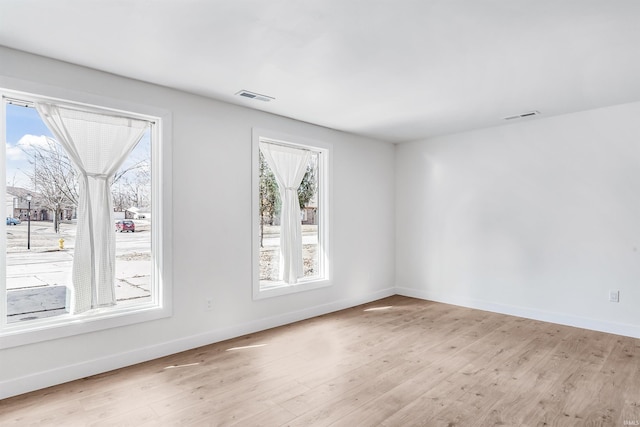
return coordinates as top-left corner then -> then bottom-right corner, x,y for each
258,144 -> 321,289
112,131 -> 152,308
5,102 -> 152,323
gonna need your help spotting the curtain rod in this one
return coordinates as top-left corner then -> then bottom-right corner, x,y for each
3,96 -> 156,125
5,97 -> 34,108
260,139 -> 319,153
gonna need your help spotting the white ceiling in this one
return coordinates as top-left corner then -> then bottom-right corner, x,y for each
1,1 -> 640,143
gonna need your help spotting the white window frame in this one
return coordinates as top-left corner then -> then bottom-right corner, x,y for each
0,85 -> 172,349
252,128 -> 332,299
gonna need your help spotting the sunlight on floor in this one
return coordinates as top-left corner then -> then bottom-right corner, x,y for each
363,306 -> 393,312
163,362 -> 200,370
226,344 -> 268,351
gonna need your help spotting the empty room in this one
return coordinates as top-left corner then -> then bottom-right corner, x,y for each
1,1 -> 640,425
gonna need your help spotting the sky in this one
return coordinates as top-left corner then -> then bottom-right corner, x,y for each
5,103 -> 151,189
6,104 -> 53,187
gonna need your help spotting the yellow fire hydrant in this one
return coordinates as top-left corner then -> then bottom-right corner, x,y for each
59,238 -> 64,250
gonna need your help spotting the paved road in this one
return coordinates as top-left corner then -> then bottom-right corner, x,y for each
5,220 -> 152,322
6,221 -> 151,287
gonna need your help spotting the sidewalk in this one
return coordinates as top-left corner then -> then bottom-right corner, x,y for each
6,220 -> 151,322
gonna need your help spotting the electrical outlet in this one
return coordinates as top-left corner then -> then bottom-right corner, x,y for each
205,298 -> 213,311
609,290 -> 619,303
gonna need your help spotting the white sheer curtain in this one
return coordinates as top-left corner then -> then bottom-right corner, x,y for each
260,142 -> 311,284
36,103 -> 149,313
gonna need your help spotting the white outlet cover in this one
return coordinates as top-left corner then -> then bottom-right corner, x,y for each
609,291 -> 619,303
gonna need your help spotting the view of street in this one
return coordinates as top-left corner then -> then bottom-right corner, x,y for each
260,224 -> 318,282
6,219 -> 151,322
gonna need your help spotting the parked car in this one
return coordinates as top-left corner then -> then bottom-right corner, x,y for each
6,217 -> 21,225
115,220 -> 135,232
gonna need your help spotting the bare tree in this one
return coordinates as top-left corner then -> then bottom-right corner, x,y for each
22,137 -> 78,233
112,159 -> 151,213
22,136 -> 150,232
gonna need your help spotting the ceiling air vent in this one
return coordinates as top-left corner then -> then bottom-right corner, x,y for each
503,110 -> 540,121
235,90 -> 274,102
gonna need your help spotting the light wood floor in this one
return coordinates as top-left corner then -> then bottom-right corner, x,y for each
2,295 -> 640,426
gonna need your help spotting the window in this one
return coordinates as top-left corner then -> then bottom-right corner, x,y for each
1,88 -> 171,348
252,129 -> 331,299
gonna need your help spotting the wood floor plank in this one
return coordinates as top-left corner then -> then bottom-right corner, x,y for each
579,336 -> 640,425
284,308 -> 510,425
228,404 -> 298,427
378,316 -> 554,426
2,296 -> 639,426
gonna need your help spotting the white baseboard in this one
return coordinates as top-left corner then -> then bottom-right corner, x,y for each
0,287 -> 395,400
395,286 -> 640,340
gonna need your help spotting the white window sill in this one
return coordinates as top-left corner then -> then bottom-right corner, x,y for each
0,302 -> 170,349
253,278 -> 332,300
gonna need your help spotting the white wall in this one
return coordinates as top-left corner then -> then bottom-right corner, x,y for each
0,47 -> 396,398
396,102 -> 640,337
